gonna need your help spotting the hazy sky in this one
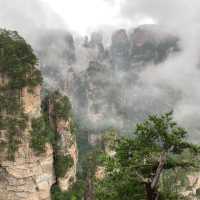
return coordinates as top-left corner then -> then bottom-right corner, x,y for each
0,0 -> 199,37
41,0 -> 155,34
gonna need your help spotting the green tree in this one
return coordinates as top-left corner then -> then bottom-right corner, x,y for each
0,29 -> 42,89
95,112 -> 200,200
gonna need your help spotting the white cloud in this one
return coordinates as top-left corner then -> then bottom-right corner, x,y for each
41,0 -> 123,34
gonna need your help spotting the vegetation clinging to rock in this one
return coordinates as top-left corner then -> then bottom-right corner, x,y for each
54,154 -> 74,178
30,116 -> 54,154
0,29 -> 43,159
51,90 -> 72,121
0,29 -> 42,89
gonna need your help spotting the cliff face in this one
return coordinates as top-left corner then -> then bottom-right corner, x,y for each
21,86 -> 41,118
0,80 -> 55,200
56,119 -> 78,191
0,30 -> 78,200
0,143 -> 54,200
45,91 -> 78,192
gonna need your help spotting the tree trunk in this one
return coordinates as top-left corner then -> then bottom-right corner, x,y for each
145,182 -> 159,200
145,153 -> 166,200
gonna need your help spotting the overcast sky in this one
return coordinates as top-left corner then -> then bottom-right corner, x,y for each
39,0 -> 200,35
40,0 -> 155,34
1,0 -> 199,37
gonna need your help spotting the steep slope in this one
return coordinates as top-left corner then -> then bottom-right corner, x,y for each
0,29 -> 77,200
43,91 -> 78,192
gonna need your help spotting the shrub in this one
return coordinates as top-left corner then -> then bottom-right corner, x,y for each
51,181 -> 85,200
48,91 -> 72,121
54,154 -> 74,177
54,95 -> 71,120
51,185 -> 66,200
31,117 -> 54,154
0,29 -> 42,89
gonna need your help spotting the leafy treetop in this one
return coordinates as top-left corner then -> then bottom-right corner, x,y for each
95,112 -> 200,200
0,29 -> 42,89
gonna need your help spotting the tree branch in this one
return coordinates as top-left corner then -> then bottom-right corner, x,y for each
151,152 -> 166,189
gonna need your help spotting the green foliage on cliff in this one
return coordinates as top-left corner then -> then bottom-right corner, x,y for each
0,88 -> 28,160
0,90 -> 21,114
30,116 -> 54,154
0,29 -> 42,89
0,113 -> 28,160
42,90 -> 73,128
42,90 -> 79,199
51,90 -> 72,121
51,185 -> 67,200
51,181 -> 85,200
54,154 -> 74,178
95,112 -> 200,200
0,29 -> 43,159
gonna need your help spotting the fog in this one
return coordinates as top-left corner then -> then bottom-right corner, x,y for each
0,0 -> 67,46
119,0 -> 200,140
1,0 -> 200,141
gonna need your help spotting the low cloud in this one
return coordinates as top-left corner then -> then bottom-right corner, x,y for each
1,0 -> 200,141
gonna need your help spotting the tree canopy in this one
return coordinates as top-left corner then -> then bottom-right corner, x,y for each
95,112 -> 200,200
0,29 -> 42,88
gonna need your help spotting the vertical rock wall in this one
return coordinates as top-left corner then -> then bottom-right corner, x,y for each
0,82 -> 55,200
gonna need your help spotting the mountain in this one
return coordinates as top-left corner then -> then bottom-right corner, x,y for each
37,25 -> 180,132
0,29 -> 77,200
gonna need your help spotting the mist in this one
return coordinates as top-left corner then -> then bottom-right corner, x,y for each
119,0 -> 200,141
0,0 -> 67,47
1,0 -> 200,142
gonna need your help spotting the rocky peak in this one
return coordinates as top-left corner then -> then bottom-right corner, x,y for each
82,32 -> 105,62
129,24 -> 180,63
0,30 -> 54,200
44,91 -> 78,192
110,29 -> 130,69
37,30 -> 76,83
90,32 -> 103,47
0,30 -> 78,200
